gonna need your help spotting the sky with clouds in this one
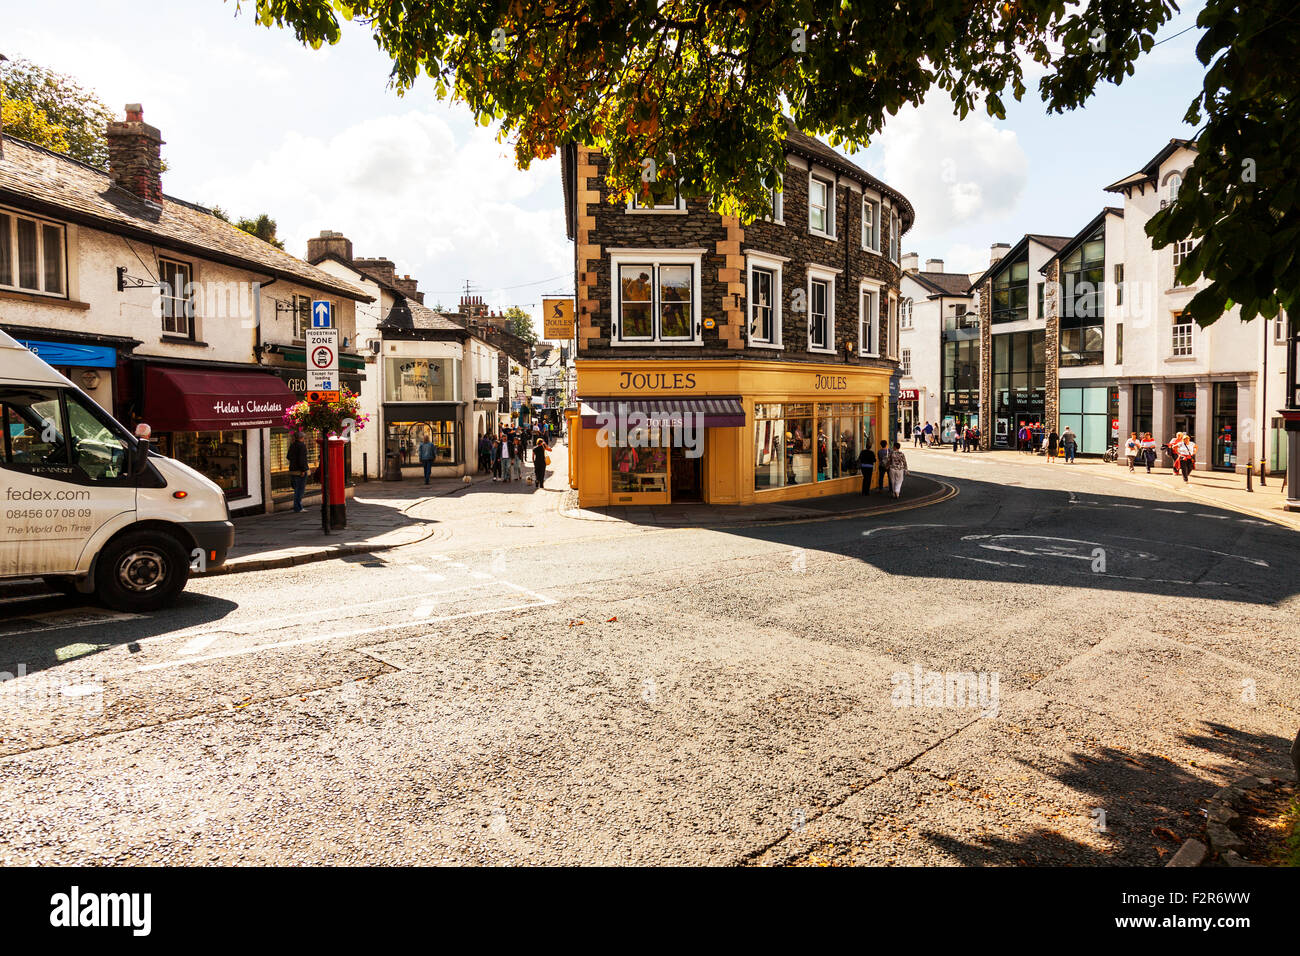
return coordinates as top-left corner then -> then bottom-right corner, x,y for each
4,0 -> 1207,311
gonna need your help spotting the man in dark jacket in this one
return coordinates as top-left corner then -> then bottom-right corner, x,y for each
857,445 -> 877,495
287,434 -> 309,512
876,439 -> 892,491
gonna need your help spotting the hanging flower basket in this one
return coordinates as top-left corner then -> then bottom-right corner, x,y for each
281,389 -> 370,438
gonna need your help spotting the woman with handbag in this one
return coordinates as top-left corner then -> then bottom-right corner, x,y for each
533,437 -> 550,490
887,441 -> 909,499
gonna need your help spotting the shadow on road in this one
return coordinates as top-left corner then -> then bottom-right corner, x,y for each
714,473 -> 1300,606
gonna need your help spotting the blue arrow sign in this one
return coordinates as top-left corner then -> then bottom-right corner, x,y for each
311,300 -> 332,328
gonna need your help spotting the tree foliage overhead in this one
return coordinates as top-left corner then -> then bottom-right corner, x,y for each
238,0 -> 1295,326
1146,0 -> 1299,327
0,57 -> 116,167
1,97 -> 71,155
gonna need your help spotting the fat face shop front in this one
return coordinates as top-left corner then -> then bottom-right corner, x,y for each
569,360 -> 891,507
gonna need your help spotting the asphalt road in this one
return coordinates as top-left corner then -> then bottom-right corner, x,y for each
1,447 -> 1297,866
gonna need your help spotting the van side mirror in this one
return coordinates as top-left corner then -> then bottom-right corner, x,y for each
132,441 -> 153,475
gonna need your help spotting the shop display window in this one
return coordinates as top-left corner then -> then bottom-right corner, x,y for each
611,426 -> 669,495
157,430 -> 247,497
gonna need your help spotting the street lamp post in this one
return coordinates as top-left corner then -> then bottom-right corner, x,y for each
1284,310 -> 1299,511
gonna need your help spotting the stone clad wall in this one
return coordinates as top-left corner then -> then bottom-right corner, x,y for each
575,147 -> 901,375
978,278 -> 993,449
1044,259 -> 1061,430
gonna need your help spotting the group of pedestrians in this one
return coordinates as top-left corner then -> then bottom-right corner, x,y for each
1014,422 -> 1080,462
952,424 -> 980,453
1122,429 -> 1197,480
477,424 -> 552,489
911,421 -> 939,447
856,440 -> 909,499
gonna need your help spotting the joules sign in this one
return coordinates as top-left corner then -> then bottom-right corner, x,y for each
618,371 -> 697,390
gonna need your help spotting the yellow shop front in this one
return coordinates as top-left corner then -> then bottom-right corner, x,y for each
568,359 -> 890,507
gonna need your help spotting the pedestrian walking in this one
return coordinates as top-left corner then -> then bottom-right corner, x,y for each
1172,432 -> 1197,482
1140,432 -> 1157,473
858,443 -> 876,495
510,436 -> 524,481
492,436 -> 504,481
418,434 -> 436,484
913,424 -> 922,447
533,437 -> 549,489
923,421 -> 934,446
1046,429 -> 1059,462
888,442 -> 909,498
876,439 -> 891,492
287,433 -> 309,512
1061,427 -> 1077,463
1124,432 -> 1140,472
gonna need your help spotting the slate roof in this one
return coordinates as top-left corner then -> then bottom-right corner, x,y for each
0,136 -> 372,302
379,297 -> 468,335
1040,207 -> 1125,272
968,233 -> 1074,290
909,271 -> 974,297
561,120 -> 916,236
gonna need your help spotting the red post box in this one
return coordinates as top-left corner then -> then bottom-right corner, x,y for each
319,437 -> 348,528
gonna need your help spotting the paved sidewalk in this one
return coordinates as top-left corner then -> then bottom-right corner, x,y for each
913,445 -> 1300,531
208,474 -> 491,575
560,473 -> 954,527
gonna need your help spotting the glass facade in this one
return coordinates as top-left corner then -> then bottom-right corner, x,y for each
387,420 -> 461,466
156,430 -> 247,497
385,358 -> 460,403
942,338 -> 980,427
1133,384 -> 1153,437
611,437 -> 669,495
1213,382 -> 1238,470
1058,385 -> 1114,455
992,330 -> 1045,445
991,254 -> 1029,323
1060,226 -> 1105,367
755,401 -> 877,491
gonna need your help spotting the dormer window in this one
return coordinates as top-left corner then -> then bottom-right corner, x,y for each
1167,172 -> 1182,202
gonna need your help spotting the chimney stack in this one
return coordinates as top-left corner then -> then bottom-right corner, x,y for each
990,242 -> 1011,266
925,258 -> 944,273
354,257 -> 397,288
392,273 -> 420,301
306,230 -> 353,264
106,104 -> 164,204
900,252 -> 919,273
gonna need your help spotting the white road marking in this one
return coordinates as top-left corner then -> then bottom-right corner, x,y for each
952,554 -> 1026,568
177,632 -> 225,656
470,571 -> 493,580
862,524 -> 948,537
140,582 -> 555,673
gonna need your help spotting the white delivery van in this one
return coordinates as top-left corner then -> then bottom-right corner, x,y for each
0,329 -> 233,611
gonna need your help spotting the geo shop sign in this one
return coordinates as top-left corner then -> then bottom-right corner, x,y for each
306,328 -> 339,391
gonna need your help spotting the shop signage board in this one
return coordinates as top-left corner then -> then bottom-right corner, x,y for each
306,328 -> 339,391
542,298 -> 575,340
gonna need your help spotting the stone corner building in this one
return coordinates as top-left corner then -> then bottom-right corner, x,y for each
560,123 -> 914,506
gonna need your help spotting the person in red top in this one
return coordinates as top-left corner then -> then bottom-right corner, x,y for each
1172,432 -> 1197,482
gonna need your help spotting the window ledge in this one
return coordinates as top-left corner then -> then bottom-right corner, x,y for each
808,229 -> 837,241
1165,355 -> 1197,363
0,288 -> 86,309
748,341 -> 785,350
610,338 -> 703,347
807,346 -> 837,355
160,336 -> 209,347
625,208 -> 688,215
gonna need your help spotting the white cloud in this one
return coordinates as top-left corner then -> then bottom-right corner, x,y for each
193,110 -> 573,306
868,95 -> 1029,241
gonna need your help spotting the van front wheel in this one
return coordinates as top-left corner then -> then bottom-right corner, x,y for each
95,531 -> 190,612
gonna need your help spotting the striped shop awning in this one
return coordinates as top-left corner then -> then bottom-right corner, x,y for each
580,396 -> 747,429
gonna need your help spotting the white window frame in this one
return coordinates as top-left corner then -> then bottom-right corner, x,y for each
0,206 -> 67,297
900,297 -> 913,330
1167,172 -> 1182,202
888,292 -> 900,358
900,347 -> 912,378
764,176 -> 784,224
861,195 -> 881,253
889,209 -> 901,263
808,171 -> 835,239
626,178 -> 686,214
745,251 -> 786,349
1171,313 -> 1194,357
806,265 -> 837,354
858,279 -> 882,357
1275,310 -> 1290,345
1172,238 -> 1195,271
609,249 -> 704,346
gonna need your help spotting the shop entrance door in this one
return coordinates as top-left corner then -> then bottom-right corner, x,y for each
669,443 -> 703,502
1173,414 -> 1194,442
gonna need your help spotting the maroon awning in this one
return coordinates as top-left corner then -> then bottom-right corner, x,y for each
142,366 -> 297,432
580,397 -> 746,429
